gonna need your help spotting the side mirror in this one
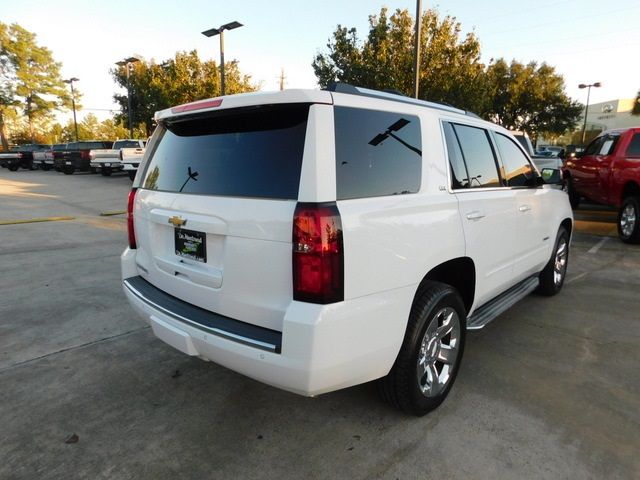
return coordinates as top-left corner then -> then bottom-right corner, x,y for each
541,168 -> 563,185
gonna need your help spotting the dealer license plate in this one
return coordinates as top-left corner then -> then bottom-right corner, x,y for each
174,228 -> 206,263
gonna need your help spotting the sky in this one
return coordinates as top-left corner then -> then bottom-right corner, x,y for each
3,0 -> 639,123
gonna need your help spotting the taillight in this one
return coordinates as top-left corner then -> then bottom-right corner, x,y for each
80,150 -> 90,160
292,202 -> 344,304
127,188 -> 138,249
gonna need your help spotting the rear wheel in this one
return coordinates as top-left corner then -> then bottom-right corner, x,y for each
128,171 -> 137,181
8,164 -> 19,172
63,166 -> 74,175
378,281 -> 466,416
618,196 -> 640,244
537,226 -> 569,296
566,176 -> 580,209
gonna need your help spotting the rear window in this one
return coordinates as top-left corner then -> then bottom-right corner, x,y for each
626,133 -> 640,157
334,106 -> 421,199
78,142 -> 112,149
114,140 -> 141,149
142,104 -> 309,199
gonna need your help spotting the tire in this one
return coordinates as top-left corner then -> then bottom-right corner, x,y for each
378,281 -> 466,416
90,167 -> 98,174
128,171 -> 137,181
8,164 -> 19,172
41,165 -> 50,171
566,176 -> 580,210
618,196 -> 640,244
62,166 -> 74,175
537,226 -> 569,296
101,167 -> 112,177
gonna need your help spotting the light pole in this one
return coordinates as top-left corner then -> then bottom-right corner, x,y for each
63,77 -> 80,141
413,0 -> 422,99
579,82 -> 601,144
202,21 -> 243,96
116,57 -> 141,138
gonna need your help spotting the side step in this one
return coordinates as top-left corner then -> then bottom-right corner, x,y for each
466,276 -> 540,330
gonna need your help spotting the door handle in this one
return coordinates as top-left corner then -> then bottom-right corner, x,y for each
518,205 -> 532,212
466,211 -> 485,221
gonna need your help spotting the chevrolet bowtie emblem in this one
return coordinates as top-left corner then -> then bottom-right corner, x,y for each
168,216 -> 186,227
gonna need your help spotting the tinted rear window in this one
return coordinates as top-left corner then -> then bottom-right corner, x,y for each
77,142 -> 111,149
114,140 -> 141,149
627,133 -> 640,156
334,106 -> 421,199
142,104 -> 309,199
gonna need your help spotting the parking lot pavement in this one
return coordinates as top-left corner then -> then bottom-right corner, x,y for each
1,169 -> 639,480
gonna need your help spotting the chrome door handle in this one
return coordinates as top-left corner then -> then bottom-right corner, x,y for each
518,205 -> 532,212
466,211 -> 485,221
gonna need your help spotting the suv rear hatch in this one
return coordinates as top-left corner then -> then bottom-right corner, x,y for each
133,103 -> 313,332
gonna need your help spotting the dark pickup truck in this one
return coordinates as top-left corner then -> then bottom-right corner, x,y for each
564,127 -> 640,243
0,144 -> 50,171
55,141 -> 113,174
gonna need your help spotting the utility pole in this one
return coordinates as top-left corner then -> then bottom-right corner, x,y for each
413,0 -> 422,99
116,57 -> 141,138
63,78 -> 80,141
579,82 -> 601,144
279,68 -> 286,91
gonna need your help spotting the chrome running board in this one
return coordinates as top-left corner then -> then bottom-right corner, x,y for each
466,276 -> 539,330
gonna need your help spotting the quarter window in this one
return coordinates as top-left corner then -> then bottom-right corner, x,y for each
443,122 -> 470,188
334,107 -> 422,199
495,133 -> 535,187
450,123 -> 501,188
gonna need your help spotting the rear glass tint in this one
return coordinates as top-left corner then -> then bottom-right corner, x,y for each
627,133 -> 640,156
334,107 -> 421,199
142,104 -> 310,199
114,140 -> 141,149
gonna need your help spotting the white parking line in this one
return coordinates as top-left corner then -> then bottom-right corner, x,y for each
588,237 -> 609,254
566,272 -> 589,284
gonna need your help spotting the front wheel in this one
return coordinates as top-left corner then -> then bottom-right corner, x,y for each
378,281 -> 466,416
618,196 -> 640,244
537,226 -> 569,296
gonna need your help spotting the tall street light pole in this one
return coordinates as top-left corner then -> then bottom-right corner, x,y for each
579,81 -> 601,144
202,21 -> 243,96
116,57 -> 141,138
63,77 -> 80,141
413,0 -> 422,99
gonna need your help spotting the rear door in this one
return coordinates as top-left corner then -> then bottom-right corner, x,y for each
133,104 -> 311,332
443,121 -> 518,307
592,133 -> 621,204
572,136 -> 605,199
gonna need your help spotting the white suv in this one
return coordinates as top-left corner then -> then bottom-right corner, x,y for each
122,85 -> 573,415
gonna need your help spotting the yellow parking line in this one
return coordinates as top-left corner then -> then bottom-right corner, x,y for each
0,216 -> 75,226
99,210 -> 127,217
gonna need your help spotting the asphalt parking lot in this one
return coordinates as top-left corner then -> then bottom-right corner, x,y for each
1,169 -> 639,480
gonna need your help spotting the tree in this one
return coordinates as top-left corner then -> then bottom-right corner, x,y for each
111,50 -> 257,134
0,23 -> 71,143
484,59 -> 583,139
312,8 -> 487,112
632,90 -> 640,116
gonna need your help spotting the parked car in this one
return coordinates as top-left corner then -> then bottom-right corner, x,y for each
0,144 -> 50,171
564,127 -> 640,243
121,85 -> 572,415
33,143 -> 66,171
121,140 -> 147,180
90,139 -> 146,176
536,146 -> 563,157
511,132 -> 563,170
55,141 -> 113,174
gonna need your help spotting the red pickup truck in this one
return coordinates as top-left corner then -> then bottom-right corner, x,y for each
564,127 -> 640,243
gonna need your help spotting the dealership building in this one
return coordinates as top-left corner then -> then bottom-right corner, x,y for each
582,98 -> 639,132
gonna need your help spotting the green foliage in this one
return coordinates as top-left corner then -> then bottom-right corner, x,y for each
111,50 -> 257,133
313,8 -> 486,113
313,7 -> 582,139
484,59 -> 583,138
0,22 -> 72,143
632,90 -> 640,116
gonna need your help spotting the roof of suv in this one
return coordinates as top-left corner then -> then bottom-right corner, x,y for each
155,84 -> 480,123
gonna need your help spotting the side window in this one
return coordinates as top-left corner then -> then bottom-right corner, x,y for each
627,133 -> 640,157
495,133 -> 535,187
584,137 -> 604,156
451,124 -> 502,188
334,107 -> 422,199
443,122 -> 469,188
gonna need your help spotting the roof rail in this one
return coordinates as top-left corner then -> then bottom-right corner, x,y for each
325,82 -> 480,117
